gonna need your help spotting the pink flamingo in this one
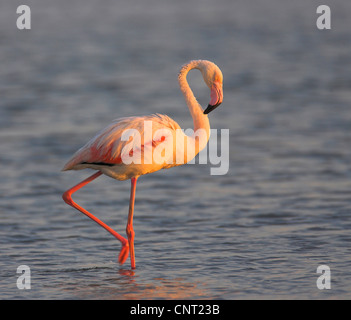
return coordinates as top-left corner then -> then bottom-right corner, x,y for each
62,60 -> 223,269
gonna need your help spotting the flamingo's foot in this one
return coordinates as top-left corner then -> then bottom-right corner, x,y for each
118,243 -> 129,265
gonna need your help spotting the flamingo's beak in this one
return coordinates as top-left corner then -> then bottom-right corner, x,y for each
203,81 -> 223,114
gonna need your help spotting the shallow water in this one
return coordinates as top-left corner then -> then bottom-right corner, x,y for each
1,0 -> 351,299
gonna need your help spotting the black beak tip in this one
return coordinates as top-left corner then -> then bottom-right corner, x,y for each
203,105 -> 211,114
203,103 -> 220,115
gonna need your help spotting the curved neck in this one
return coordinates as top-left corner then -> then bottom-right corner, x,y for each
178,61 -> 210,151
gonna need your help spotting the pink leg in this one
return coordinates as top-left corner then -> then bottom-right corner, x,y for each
126,176 -> 138,269
62,171 -> 129,265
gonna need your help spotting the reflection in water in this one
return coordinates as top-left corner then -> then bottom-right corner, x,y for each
117,271 -> 209,300
59,268 -> 210,300
118,268 -> 136,277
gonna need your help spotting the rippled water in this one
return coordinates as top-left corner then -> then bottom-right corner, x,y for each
1,0 -> 351,299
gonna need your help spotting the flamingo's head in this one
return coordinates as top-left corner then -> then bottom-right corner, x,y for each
199,61 -> 223,114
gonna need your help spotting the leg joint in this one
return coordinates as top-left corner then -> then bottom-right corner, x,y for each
126,224 -> 135,238
62,190 -> 73,205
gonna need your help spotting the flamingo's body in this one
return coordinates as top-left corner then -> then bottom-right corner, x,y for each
62,60 -> 223,269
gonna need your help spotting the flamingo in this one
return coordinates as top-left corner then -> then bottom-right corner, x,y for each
62,60 -> 223,269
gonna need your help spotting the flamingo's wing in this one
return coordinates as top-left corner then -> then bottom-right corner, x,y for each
62,114 -> 180,171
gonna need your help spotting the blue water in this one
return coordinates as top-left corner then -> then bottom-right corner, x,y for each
1,0 -> 351,299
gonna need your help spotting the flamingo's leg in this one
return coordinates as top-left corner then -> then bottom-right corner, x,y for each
126,176 -> 138,269
62,171 -> 129,265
